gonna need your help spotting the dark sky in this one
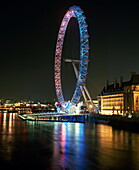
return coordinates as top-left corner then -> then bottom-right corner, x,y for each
0,0 -> 139,101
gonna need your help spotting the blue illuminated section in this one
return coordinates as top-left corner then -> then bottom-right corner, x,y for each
70,6 -> 89,104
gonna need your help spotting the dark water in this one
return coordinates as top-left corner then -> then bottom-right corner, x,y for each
0,113 -> 139,170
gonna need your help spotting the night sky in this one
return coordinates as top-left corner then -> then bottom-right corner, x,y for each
0,0 -> 139,102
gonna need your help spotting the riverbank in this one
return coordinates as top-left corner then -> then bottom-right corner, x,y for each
18,112 -> 139,131
88,114 -> 139,131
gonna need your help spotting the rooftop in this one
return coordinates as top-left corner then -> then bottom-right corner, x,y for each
99,73 -> 139,95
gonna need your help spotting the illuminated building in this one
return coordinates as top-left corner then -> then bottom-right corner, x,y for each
0,99 -> 14,107
4,99 -> 14,107
98,72 -> 139,115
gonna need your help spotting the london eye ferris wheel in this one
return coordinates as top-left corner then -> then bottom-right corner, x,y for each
54,5 -> 90,108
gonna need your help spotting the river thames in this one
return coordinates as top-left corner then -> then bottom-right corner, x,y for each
0,113 -> 139,169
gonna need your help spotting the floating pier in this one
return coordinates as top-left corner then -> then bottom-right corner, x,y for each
18,112 -> 90,123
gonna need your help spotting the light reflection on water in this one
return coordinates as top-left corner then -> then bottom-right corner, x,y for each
0,113 -> 139,169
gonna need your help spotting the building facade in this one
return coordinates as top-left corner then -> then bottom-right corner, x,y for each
98,73 -> 139,115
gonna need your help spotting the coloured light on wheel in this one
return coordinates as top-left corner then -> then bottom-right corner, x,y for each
54,6 -> 89,107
